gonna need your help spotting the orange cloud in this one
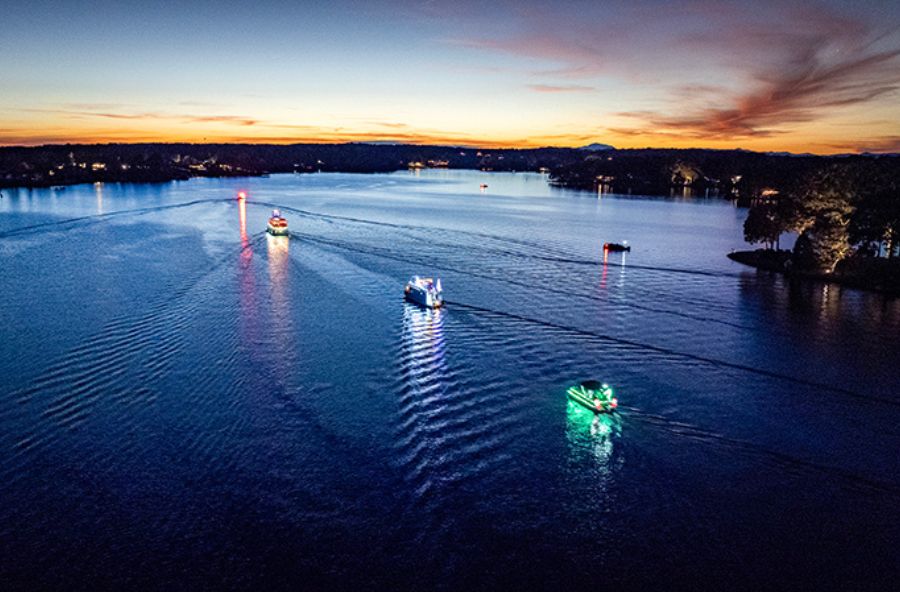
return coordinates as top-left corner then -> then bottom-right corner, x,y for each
24,107 -> 259,126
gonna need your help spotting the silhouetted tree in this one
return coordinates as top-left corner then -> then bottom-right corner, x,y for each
744,201 -> 782,249
848,168 -> 900,259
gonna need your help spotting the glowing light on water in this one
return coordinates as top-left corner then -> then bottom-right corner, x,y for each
565,399 -> 623,483
266,235 -> 290,307
238,195 -> 248,247
601,247 -> 609,288
94,181 -> 104,214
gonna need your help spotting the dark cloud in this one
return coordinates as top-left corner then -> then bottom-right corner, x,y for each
840,136 -> 900,153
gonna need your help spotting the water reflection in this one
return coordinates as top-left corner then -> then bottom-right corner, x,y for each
600,247 -> 627,289
266,234 -> 293,379
401,304 -> 447,387
601,248 -> 609,288
94,182 -> 104,214
398,304 -> 449,501
739,270 -> 900,347
238,199 -> 258,347
566,401 -> 623,485
267,235 -> 290,294
238,195 -> 249,248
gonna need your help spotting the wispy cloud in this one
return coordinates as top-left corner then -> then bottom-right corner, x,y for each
528,84 -> 595,93
448,0 -> 900,141
22,107 -> 259,126
622,44 -> 900,139
837,136 -> 900,154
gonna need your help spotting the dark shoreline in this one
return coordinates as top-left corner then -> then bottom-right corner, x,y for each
0,142 -> 584,191
3,142 -> 897,195
728,249 -> 900,296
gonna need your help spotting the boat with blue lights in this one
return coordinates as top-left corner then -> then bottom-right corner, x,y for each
404,276 -> 443,308
267,210 -> 289,236
566,380 -> 619,413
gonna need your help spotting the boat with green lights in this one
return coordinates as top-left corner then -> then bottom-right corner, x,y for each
566,380 -> 619,413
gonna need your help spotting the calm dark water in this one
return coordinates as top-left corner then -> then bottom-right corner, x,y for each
1,171 -> 898,590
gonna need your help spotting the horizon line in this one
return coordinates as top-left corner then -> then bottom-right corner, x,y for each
1,140 -> 896,158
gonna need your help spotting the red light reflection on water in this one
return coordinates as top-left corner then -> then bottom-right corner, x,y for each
238,196 -> 258,348
239,196 -> 249,248
601,247 -> 609,288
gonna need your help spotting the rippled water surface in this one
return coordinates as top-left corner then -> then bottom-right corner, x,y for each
1,171 -> 898,589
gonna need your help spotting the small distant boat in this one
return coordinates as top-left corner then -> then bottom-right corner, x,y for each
480,183 -> 488,190
567,380 -> 619,413
267,210 -> 289,236
603,241 -> 630,252
404,276 -> 443,308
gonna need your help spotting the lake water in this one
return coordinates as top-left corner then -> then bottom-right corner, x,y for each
1,170 -> 898,590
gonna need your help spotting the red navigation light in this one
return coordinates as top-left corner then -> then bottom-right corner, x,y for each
237,191 -> 247,200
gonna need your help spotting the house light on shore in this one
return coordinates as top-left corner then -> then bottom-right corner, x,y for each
91,162 -> 106,171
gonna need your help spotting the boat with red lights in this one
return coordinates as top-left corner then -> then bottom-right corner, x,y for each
567,380 -> 619,413
267,210 -> 289,236
603,241 -> 630,252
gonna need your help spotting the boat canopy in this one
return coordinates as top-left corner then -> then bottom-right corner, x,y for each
580,380 -> 602,390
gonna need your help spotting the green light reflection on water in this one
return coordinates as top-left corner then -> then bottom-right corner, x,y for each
565,399 -> 624,491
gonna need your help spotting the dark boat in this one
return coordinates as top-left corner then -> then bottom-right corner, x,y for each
603,241 -> 630,252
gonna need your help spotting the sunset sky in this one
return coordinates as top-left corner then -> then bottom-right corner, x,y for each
2,0 -> 899,153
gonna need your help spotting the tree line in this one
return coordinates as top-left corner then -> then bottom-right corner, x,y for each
743,159 -> 900,272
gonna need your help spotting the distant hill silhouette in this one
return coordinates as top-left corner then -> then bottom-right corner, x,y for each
579,143 -> 616,151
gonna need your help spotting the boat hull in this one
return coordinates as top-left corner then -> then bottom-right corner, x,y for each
404,289 -> 442,309
567,386 -> 614,413
267,225 -> 289,236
